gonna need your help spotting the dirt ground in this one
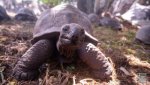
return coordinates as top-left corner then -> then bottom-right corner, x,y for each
0,21 -> 150,85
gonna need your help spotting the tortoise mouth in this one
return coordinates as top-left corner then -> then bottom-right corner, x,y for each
60,33 -> 82,46
60,36 -> 80,46
60,35 -> 72,45
61,38 -> 71,44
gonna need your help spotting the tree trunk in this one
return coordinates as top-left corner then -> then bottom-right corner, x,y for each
110,0 -> 135,15
77,0 -> 95,14
138,0 -> 150,5
94,0 -> 114,15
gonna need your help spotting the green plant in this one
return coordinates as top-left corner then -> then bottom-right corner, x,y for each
40,0 -> 61,6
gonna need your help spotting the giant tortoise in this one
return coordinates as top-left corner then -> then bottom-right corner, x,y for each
135,26 -> 150,44
12,4 -> 114,81
99,12 -> 123,30
88,13 -> 100,26
14,8 -> 37,21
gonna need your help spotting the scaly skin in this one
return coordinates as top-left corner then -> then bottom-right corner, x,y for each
78,43 -> 114,81
12,39 -> 54,81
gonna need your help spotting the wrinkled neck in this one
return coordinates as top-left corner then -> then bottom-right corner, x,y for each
56,41 -> 77,58
56,41 -> 61,52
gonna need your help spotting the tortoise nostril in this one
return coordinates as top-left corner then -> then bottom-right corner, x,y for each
72,35 -> 78,40
118,28 -> 122,31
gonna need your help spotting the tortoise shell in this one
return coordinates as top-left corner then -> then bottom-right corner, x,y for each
15,8 -> 37,21
32,4 -> 98,45
136,26 -> 150,44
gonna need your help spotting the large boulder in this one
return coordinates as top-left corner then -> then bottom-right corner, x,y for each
121,3 -> 150,28
0,5 -> 10,21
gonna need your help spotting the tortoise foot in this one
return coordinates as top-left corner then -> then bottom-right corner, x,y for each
12,67 -> 39,81
92,69 -> 112,81
12,39 -> 53,81
78,43 -> 114,81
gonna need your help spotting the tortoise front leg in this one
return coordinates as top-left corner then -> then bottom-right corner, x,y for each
12,39 -> 54,81
78,43 -> 114,81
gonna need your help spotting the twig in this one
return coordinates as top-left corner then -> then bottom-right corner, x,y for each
119,67 -> 130,76
0,66 -> 6,84
72,75 -> 76,85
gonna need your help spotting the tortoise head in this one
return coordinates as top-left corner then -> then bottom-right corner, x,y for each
58,23 -> 85,48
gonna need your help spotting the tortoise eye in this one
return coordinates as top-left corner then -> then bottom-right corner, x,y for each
63,25 -> 70,32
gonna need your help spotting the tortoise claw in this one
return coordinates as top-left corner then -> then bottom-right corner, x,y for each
12,67 -> 39,81
92,68 -> 112,81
